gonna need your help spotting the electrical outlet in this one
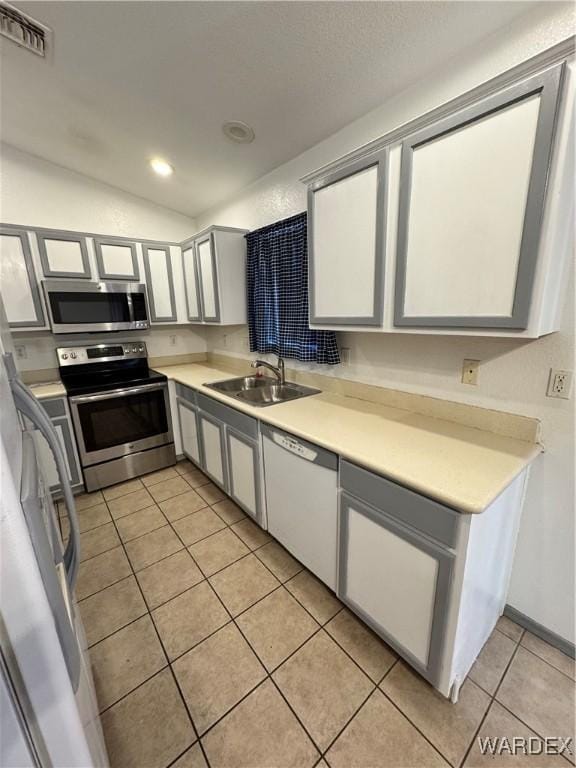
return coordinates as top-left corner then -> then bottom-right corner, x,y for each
340,347 -> 351,365
462,359 -> 479,385
14,344 -> 27,360
169,334 -> 177,347
547,369 -> 573,399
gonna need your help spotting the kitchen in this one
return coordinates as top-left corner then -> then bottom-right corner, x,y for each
0,2 -> 574,768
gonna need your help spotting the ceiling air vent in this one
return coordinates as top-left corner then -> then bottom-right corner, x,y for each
0,2 -> 50,57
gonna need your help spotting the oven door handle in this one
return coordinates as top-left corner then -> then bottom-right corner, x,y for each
69,381 -> 167,404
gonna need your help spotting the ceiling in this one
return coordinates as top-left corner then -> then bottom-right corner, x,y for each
1,1 -> 544,218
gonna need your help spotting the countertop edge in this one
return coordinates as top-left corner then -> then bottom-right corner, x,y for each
156,364 -> 542,516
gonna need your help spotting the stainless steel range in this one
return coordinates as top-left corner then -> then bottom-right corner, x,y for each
58,342 -> 175,492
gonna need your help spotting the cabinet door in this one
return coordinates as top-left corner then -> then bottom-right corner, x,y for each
181,244 -> 202,321
395,65 -> 564,330
94,237 -> 139,281
196,234 -> 220,322
34,416 -> 82,492
36,230 -> 91,278
142,244 -> 177,322
226,427 -> 259,521
177,398 -> 202,467
198,411 -> 226,488
0,228 -> 45,328
339,492 -> 453,684
308,149 -> 387,326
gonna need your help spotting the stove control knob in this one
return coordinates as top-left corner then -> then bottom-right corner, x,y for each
70,352 -> 77,359
61,353 -> 68,360
132,346 -> 138,353
138,346 -> 144,352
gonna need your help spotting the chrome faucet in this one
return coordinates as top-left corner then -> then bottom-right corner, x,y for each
251,356 -> 285,385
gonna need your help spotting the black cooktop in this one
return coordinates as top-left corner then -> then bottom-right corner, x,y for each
60,358 -> 167,397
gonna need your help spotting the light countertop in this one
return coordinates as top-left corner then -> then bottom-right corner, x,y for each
29,381 -> 67,400
153,363 -> 542,515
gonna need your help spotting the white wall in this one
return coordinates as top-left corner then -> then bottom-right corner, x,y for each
0,145 -> 208,363
198,3 -> 576,644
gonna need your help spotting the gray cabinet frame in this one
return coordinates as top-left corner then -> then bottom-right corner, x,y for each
225,426 -> 262,523
181,240 -> 202,322
0,226 -> 45,327
307,148 -> 388,326
196,233 -> 221,323
339,491 -> 454,686
394,64 -> 565,330
40,398 -> 82,491
93,237 -> 139,281
36,229 -> 91,278
142,243 -> 177,323
176,397 -> 204,470
197,409 -> 228,491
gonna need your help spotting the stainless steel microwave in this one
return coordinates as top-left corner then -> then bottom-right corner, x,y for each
42,280 -> 150,334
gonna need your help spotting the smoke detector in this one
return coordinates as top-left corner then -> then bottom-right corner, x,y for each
0,2 -> 50,57
222,121 -> 255,144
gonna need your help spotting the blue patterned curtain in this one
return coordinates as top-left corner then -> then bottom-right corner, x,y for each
246,212 -> 340,365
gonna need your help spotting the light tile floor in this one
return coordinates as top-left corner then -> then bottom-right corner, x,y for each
64,460 -> 576,768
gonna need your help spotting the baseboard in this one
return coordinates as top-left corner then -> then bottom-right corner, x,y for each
504,605 -> 575,659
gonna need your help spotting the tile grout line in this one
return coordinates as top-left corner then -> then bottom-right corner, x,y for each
98,489 -> 214,768
81,475 -> 392,763
77,470 -> 565,768
457,631 -> 524,768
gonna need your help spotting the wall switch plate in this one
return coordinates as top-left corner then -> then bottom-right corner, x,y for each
340,347 -> 351,365
462,359 -> 479,385
14,344 -> 27,360
547,369 -> 573,399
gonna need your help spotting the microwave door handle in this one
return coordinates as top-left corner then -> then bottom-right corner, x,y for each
126,292 -> 135,323
6,360 -> 81,589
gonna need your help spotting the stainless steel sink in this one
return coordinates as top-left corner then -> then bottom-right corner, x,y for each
207,376 -> 271,393
204,376 -> 320,407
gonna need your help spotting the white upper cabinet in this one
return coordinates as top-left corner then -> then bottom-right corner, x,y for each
94,237 -> 140,281
181,226 -> 248,325
181,244 -> 201,321
394,65 -> 564,331
0,227 -> 46,328
308,150 -> 387,326
142,243 -> 177,323
197,234 -> 219,322
37,230 -> 92,278
305,55 -> 574,338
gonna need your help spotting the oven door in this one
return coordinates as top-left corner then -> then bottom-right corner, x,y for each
69,382 -> 173,466
43,280 -> 149,334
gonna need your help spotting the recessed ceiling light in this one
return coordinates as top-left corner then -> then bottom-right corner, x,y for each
150,158 -> 174,177
222,121 -> 255,144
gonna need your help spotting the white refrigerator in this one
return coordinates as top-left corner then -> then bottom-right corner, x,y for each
0,301 -> 108,768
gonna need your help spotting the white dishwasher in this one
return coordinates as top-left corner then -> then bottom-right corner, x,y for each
262,425 -> 338,590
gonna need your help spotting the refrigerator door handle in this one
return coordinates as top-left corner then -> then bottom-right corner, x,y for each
5,355 -> 81,589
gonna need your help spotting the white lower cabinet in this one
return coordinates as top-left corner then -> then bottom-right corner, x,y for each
198,412 -> 226,488
339,492 -> 454,682
34,398 -> 83,493
177,398 -> 201,466
226,428 -> 259,519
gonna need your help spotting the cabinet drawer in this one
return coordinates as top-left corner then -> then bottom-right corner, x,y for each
175,383 -> 197,405
340,460 -> 459,548
197,392 -> 258,440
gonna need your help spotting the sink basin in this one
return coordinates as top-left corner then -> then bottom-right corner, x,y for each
204,376 -> 320,407
207,376 -> 271,393
236,383 -> 316,406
